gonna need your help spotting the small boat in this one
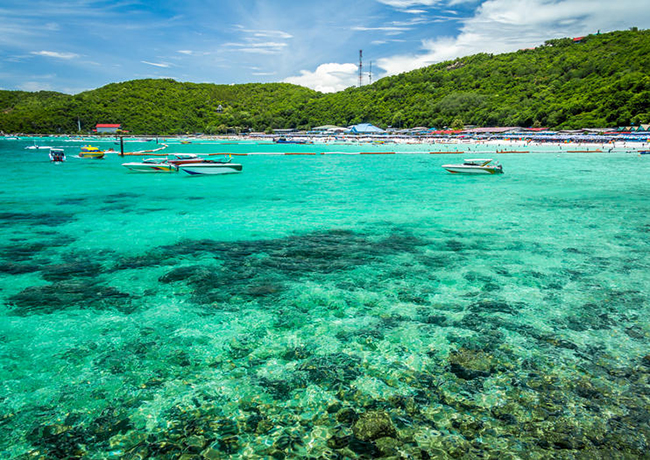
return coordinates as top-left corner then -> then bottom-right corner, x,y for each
79,145 -> 105,159
122,158 -> 178,173
26,144 -> 52,150
639,150 -> 650,155
442,159 -> 504,174
49,148 -> 66,163
178,157 -> 242,175
275,137 -> 311,144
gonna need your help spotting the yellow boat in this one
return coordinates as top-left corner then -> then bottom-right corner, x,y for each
79,145 -> 105,159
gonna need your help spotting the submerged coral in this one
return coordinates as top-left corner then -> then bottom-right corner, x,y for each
2,227 -> 649,459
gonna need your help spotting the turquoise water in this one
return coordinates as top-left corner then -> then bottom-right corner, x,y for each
1,138 -> 649,458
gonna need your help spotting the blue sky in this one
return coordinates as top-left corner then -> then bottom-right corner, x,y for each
1,0 -> 649,94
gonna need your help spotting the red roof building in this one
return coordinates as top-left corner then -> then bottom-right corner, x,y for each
96,123 -> 121,133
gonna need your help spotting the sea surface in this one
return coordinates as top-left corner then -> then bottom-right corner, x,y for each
0,138 -> 649,459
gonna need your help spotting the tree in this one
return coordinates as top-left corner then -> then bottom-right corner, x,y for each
451,118 -> 464,130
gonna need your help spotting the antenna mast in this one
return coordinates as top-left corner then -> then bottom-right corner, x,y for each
369,61 -> 372,85
359,50 -> 363,87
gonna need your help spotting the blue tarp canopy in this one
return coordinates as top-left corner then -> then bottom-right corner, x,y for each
348,123 -> 385,134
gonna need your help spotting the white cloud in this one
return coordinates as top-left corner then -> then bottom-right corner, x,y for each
284,62 -> 359,93
177,50 -> 193,55
251,30 -> 293,39
31,50 -> 79,59
234,26 -> 293,40
376,0 -> 650,77
228,25 -> 293,54
377,0 -> 441,7
19,81 -> 53,91
224,41 -> 288,54
142,61 -> 171,68
352,26 -> 411,33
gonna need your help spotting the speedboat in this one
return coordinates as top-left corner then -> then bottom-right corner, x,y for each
49,148 -> 66,163
178,157 -> 242,175
275,137 -> 311,144
122,158 -> 178,173
79,145 -> 105,159
442,159 -> 503,174
26,144 -> 52,150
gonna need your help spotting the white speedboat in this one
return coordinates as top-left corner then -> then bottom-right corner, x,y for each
122,158 -> 178,173
178,158 -> 243,175
442,159 -> 503,174
49,148 -> 66,163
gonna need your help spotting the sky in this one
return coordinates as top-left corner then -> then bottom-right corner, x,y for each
1,0 -> 649,95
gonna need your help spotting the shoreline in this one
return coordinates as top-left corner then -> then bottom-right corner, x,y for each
4,134 -> 647,154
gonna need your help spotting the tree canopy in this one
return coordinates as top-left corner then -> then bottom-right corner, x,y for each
1,29 -> 649,134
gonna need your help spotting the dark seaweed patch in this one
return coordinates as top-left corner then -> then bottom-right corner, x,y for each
8,281 -> 131,316
0,261 -> 43,275
0,211 -> 75,228
41,259 -> 104,282
0,242 -> 49,261
153,229 -> 431,305
298,353 -> 362,388
25,407 -> 133,459
466,300 -> 522,315
57,197 -> 88,206
103,192 -> 140,203
158,265 -> 213,284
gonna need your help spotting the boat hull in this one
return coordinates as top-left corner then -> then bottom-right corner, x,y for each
442,165 -> 503,174
123,163 -> 178,173
79,152 -> 105,159
179,163 -> 243,175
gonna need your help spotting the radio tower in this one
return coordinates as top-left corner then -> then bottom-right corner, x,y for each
359,50 -> 363,87
369,61 -> 373,85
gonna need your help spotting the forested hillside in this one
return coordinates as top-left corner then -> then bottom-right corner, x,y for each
1,28 -> 649,134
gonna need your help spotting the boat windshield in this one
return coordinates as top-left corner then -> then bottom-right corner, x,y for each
463,159 -> 493,166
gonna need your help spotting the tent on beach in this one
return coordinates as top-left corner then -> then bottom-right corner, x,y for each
312,125 -> 348,133
348,123 -> 385,134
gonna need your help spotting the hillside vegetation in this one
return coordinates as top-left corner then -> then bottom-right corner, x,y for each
1,28 -> 649,134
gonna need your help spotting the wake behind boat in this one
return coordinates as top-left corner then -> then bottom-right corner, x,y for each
442,158 -> 503,174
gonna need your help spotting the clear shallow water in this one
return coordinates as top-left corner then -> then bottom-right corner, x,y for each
0,139 -> 649,458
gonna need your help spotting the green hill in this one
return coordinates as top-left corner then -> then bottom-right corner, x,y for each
1,28 -> 649,134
